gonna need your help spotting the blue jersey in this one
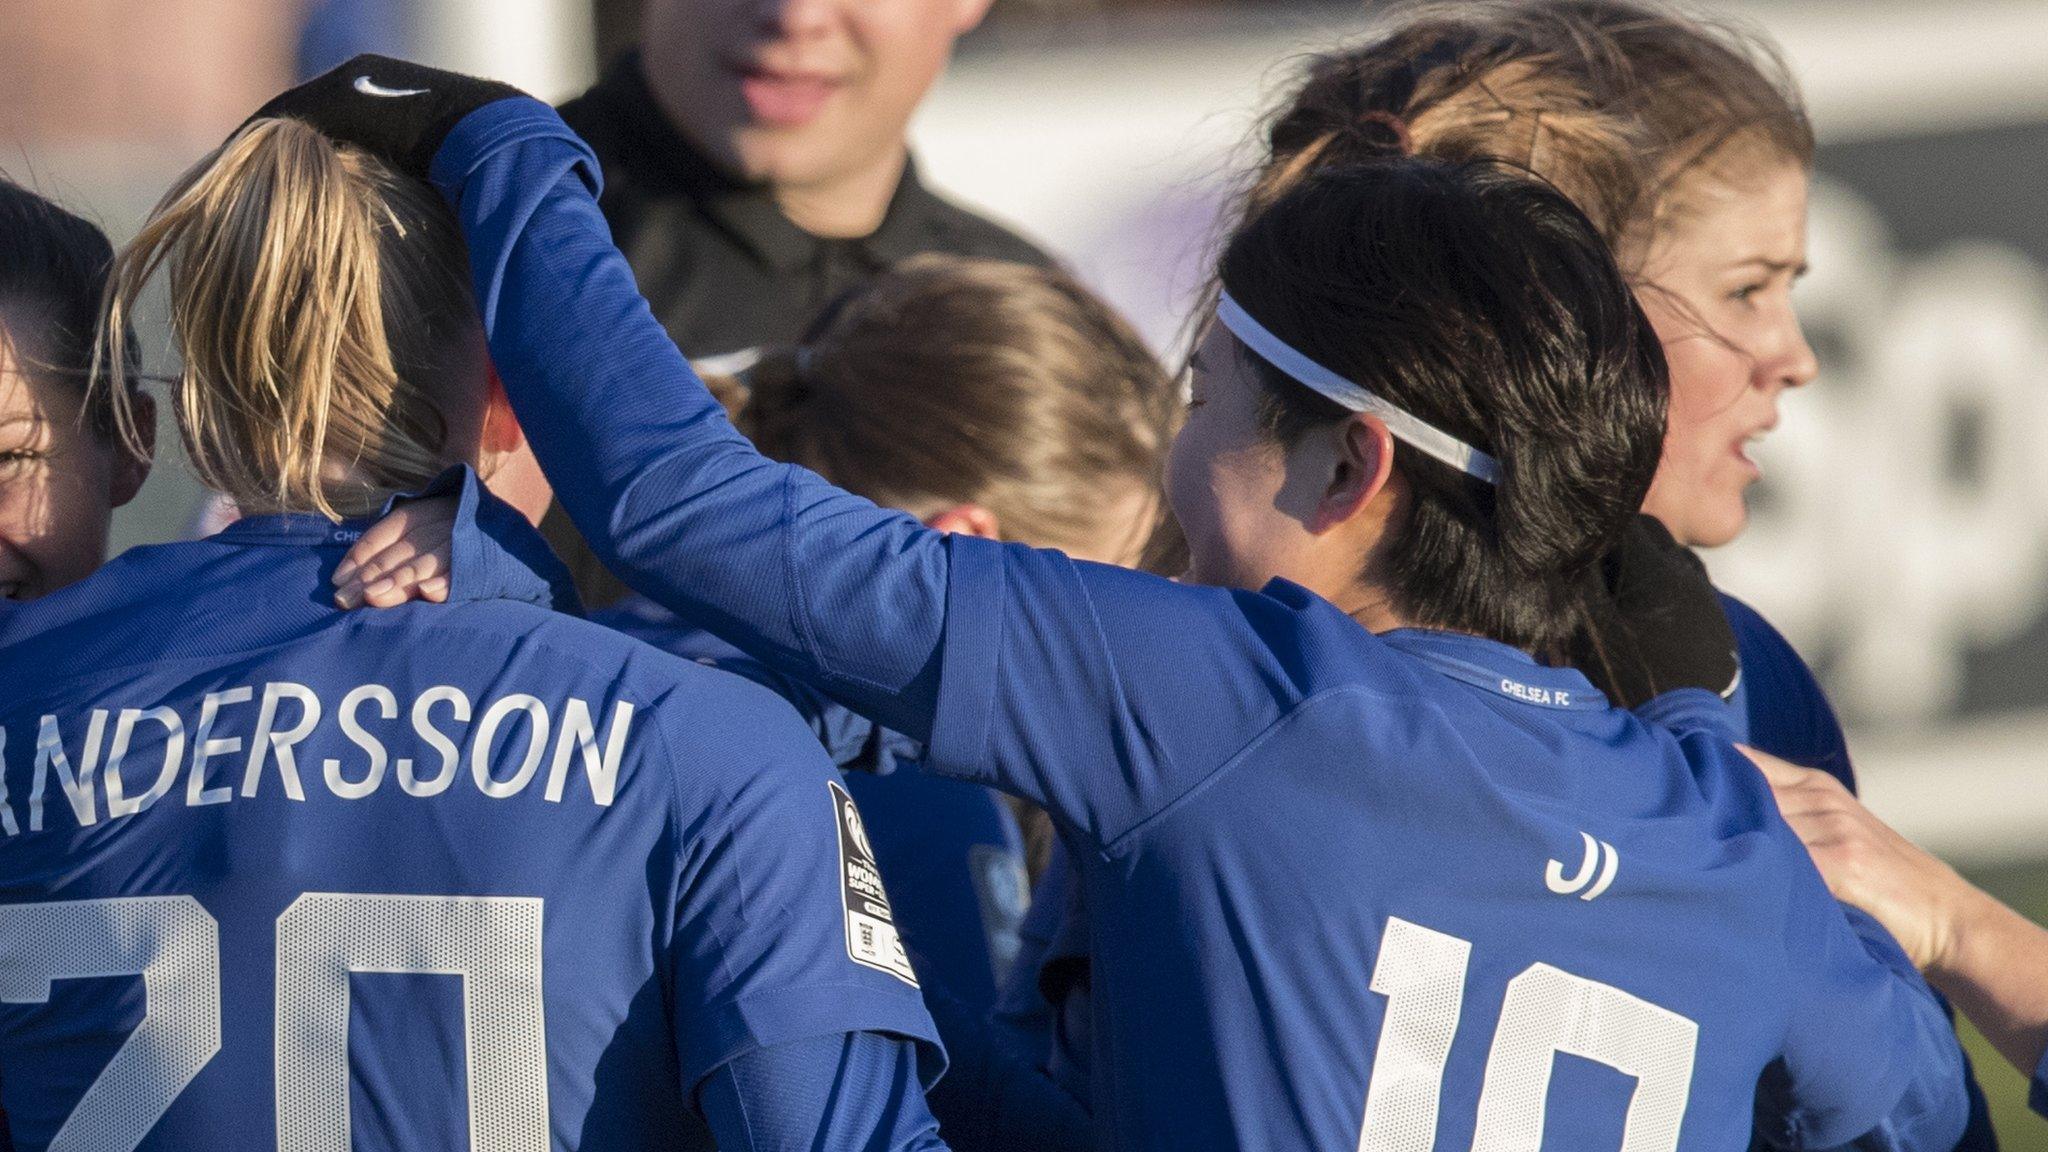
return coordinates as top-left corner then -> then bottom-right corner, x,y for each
598,601 -> 1070,1151
600,598 -> 1032,1009
435,97 -> 1969,1150
1716,595 -> 1999,1151
1721,593 -> 1856,791
0,476 -> 942,1151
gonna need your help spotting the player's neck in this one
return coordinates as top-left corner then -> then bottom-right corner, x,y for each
1335,585 -> 1415,636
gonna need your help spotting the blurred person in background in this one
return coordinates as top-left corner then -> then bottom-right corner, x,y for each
547,0 -> 1053,607
0,180 -> 153,605
1755,749 -> 2048,1126
597,253 -> 1173,1150
1005,2 -> 1996,1146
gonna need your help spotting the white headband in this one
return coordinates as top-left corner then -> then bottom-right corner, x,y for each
1215,291 -> 1502,485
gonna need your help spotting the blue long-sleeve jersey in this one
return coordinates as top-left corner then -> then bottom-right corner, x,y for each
600,599 -> 1031,1007
0,471 -> 945,1151
1002,593 -> 2000,1150
598,599 -> 1086,1151
433,96 -> 1970,1150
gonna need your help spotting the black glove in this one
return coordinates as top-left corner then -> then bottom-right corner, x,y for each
1570,515 -> 1740,708
249,54 -> 527,181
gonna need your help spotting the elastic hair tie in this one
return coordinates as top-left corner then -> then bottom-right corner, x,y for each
1215,291 -> 1502,485
1356,110 -> 1413,156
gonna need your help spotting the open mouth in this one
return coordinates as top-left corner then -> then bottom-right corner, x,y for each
734,66 -> 841,129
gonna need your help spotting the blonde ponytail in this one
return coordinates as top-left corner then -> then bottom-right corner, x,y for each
99,117 -> 479,520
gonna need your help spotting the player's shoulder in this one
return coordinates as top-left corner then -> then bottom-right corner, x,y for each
0,537 -> 259,661
1719,591 -> 1793,662
459,600 -> 805,714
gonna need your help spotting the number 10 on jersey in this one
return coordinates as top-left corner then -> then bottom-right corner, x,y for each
1359,916 -> 1699,1152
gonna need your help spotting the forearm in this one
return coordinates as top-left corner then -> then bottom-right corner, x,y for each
699,1032 -> 950,1152
1926,880 -> 2048,1083
427,100 -> 949,742
1762,894 -> 1970,1152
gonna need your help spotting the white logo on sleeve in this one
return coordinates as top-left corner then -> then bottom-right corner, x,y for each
1545,831 -> 1620,901
829,781 -> 918,986
353,76 -> 431,98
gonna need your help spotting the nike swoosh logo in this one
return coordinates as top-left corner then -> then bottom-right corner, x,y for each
354,76 -> 430,98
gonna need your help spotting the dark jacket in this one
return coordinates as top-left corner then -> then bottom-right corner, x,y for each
546,53 -> 1055,606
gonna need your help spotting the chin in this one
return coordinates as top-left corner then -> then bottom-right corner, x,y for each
731,129 -> 840,185
1683,501 -> 1749,550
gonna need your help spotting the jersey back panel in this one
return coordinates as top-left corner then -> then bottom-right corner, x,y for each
0,526 -> 932,1151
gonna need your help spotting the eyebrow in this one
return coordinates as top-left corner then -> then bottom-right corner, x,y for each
1736,257 -> 1810,276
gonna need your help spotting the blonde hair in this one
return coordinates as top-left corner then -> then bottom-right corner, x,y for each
100,117 -> 480,519
713,255 -> 1178,559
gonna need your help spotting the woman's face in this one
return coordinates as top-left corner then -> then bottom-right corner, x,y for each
1166,321 -> 1343,593
1636,157 -> 1819,548
0,317 -> 149,600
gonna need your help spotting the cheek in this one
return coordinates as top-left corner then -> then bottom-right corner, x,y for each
846,10 -> 952,113
1661,339 -> 1750,466
0,461 -> 115,589
1167,432 -> 1293,587
1164,427 -> 1214,543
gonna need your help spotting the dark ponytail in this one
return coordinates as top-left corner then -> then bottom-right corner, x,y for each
1219,158 -> 1666,659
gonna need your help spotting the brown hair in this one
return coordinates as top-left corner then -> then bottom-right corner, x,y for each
0,179 -> 133,437
1256,0 -> 1814,268
99,117 -> 481,519
713,255 -> 1178,562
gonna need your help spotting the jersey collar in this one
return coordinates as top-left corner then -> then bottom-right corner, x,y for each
213,468 -> 581,615
1377,628 -> 1609,712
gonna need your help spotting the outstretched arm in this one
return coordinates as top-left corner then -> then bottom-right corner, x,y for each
1758,749 -> 2048,1100
429,99 -> 955,746
409,96 -> 1287,844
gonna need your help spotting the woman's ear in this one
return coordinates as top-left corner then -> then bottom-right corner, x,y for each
110,391 -> 155,509
925,502 -> 1002,541
1309,413 -> 1396,533
479,364 -> 525,455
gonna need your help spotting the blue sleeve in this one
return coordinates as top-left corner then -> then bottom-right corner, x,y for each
1721,593 -> 1855,792
994,842 -> 1077,1035
841,772 -> 1027,1009
992,843 -> 1096,1107
697,1031 -> 950,1152
597,601 -> 914,772
427,99 -> 1292,846
1758,868 -> 1969,1150
919,978 -> 1092,1152
1632,686 -> 1743,743
656,688 -> 942,1093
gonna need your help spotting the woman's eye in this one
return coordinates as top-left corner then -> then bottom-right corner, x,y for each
0,449 -> 45,472
1730,282 -> 1766,304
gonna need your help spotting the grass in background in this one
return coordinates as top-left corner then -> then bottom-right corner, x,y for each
1956,861 -> 2048,1149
